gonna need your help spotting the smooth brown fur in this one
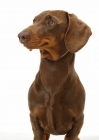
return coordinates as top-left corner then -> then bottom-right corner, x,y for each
18,10 -> 92,140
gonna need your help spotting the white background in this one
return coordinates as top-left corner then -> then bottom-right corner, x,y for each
0,0 -> 99,139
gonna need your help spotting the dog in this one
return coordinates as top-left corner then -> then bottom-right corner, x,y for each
18,10 -> 92,140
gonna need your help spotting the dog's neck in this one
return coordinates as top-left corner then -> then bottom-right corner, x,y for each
39,52 -> 75,93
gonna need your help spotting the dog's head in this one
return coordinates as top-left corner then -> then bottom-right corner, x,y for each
18,10 -> 92,60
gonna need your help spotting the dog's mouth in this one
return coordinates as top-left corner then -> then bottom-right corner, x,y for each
23,39 -> 50,51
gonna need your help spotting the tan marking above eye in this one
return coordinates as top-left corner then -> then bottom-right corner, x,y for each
46,15 -> 52,19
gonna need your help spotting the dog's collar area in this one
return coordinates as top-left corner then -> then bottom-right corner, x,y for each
59,50 -> 69,59
46,50 -> 69,61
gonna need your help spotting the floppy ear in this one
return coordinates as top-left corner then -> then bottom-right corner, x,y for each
65,13 -> 92,53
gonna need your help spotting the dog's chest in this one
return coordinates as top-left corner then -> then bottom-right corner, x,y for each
29,82 -> 76,133
33,91 -> 73,135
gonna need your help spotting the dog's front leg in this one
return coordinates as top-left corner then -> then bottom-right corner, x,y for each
30,113 -> 50,140
64,114 -> 84,140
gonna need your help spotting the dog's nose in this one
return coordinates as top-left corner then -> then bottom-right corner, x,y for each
18,31 -> 30,43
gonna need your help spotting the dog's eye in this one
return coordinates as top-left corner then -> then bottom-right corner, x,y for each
48,20 -> 55,25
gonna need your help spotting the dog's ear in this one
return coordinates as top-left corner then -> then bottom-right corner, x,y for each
65,13 -> 92,53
